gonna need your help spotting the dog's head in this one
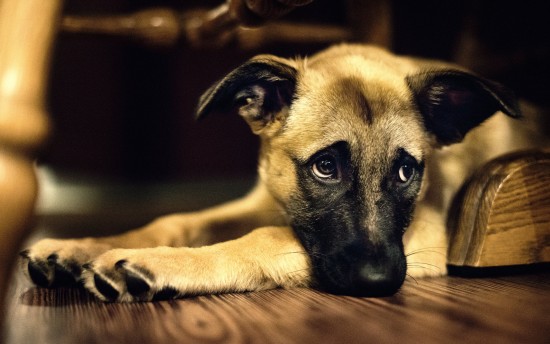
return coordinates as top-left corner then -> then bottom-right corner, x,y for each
197,45 -> 520,296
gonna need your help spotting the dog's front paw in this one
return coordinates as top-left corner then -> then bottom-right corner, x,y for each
80,228 -> 311,302
20,238 -> 112,288
81,248 -> 185,302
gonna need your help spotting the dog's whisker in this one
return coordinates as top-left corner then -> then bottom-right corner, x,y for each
276,251 -> 330,260
405,273 -> 419,285
276,251 -> 308,257
406,246 -> 446,253
407,263 -> 439,269
286,269 -> 312,281
405,247 -> 446,257
407,261 -> 440,267
407,262 -> 442,273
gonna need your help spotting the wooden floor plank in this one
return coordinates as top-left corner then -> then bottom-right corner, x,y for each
3,270 -> 549,344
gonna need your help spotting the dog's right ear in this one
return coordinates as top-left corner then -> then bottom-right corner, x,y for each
407,70 -> 521,145
196,55 -> 297,135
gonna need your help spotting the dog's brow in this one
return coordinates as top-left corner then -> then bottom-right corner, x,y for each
289,140 -> 346,165
356,91 -> 373,124
332,77 -> 373,124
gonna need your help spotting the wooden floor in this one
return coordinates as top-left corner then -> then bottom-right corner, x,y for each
3,261 -> 549,343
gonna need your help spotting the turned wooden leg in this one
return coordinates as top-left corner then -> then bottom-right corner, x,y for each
0,0 -> 63,329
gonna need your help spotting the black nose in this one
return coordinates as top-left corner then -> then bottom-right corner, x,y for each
355,262 -> 405,296
316,259 -> 406,297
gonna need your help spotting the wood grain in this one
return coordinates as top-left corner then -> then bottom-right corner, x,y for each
61,8 -> 351,49
448,150 -> 550,267
3,270 -> 549,344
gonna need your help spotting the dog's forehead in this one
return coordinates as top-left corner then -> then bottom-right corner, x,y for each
283,55 -> 427,162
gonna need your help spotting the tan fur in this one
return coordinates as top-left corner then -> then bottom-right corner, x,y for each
21,44 -> 546,301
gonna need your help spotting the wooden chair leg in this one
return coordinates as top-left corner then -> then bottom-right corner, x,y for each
0,0 -> 63,330
448,150 -> 550,271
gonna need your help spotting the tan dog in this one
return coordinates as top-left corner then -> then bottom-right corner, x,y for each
20,44 -> 543,301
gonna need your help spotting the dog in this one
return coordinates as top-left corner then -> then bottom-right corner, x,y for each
20,44 -> 544,302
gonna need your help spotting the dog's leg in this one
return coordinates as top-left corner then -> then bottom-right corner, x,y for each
80,226 -> 310,302
403,204 -> 448,278
21,184 -> 287,288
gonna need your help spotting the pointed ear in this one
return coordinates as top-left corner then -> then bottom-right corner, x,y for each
406,70 -> 521,145
195,55 -> 297,135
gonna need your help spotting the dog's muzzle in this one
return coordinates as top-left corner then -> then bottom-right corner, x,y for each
313,242 -> 407,297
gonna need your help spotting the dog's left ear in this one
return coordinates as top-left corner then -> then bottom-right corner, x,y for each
407,70 -> 521,145
196,55 -> 297,135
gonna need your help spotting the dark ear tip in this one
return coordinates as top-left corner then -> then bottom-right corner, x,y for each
478,77 -> 522,119
194,100 -> 230,121
194,102 -> 209,121
507,107 -> 522,119
194,107 -> 206,121
503,99 -> 522,119
194,83 -> 219,121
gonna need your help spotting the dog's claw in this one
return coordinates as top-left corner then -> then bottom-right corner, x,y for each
152,287 -> 179,301
24,252 -> 81,288
125,270 -> 151,299
115,260 -> 152,300
27,261 -> 51,288
93,274 -> 120,301
51,263 -> 80,287
47,253 -> 59,263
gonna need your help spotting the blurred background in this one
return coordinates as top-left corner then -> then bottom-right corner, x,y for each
36,0 -> 550,231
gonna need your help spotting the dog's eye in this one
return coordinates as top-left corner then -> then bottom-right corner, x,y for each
397,164 -> 415,184
312,155 -> 339,180
390,149 -> 424,192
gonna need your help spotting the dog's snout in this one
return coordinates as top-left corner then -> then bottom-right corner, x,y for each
318,259 -> 405,297
314,244 -> 406,297
356,261 -> 405,296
